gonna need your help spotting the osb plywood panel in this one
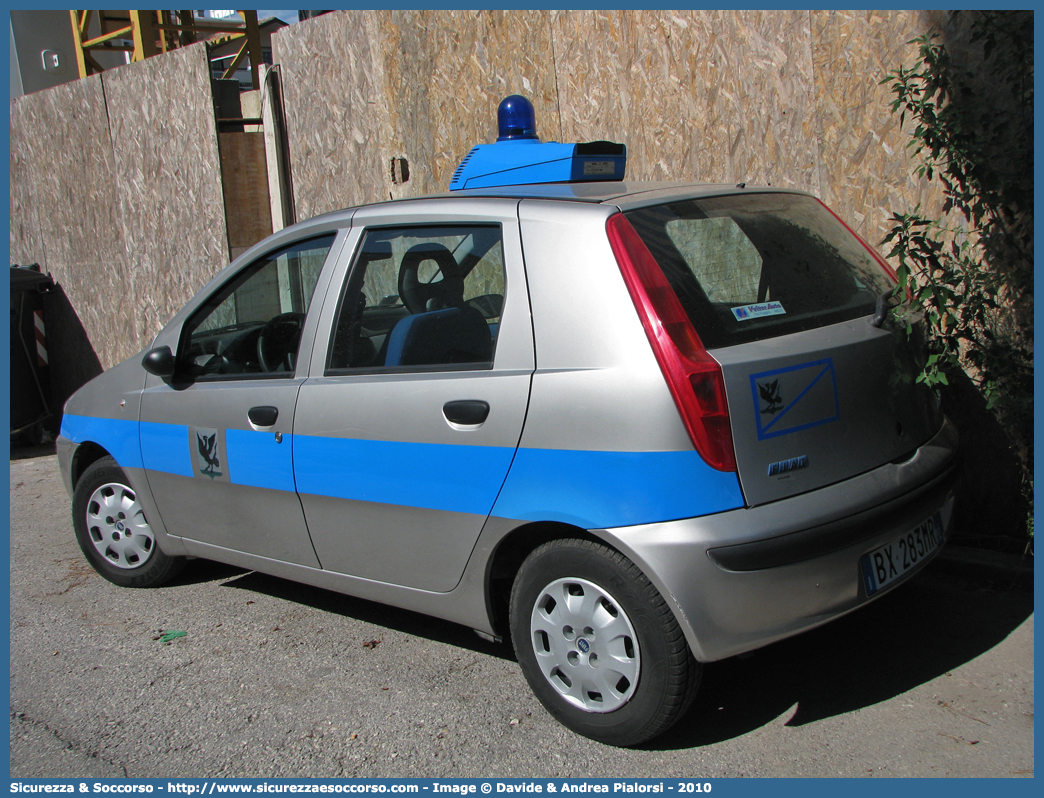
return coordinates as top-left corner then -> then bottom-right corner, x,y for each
9,101 -> 46,269
9,75 -> 127,367
273,10 -> 388,219
378,10 -> 560,196
103,43 -> 229,364
274,10 -> 559,216
219,131 -> 273,260
809,10 -> 945,246
551,10 -> 820,192
275,8 -> 944,260
9,9 -> 950,375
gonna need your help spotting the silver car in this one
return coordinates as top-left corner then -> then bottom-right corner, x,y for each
57,133 -> 957,745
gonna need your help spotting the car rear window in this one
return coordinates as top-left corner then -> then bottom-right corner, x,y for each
624,193 -> 893,348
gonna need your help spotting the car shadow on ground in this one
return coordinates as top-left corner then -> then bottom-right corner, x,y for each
164,557 -> 251,587
214,567 -> 514,662
647,561 -> 1033,750
176,553 -> 1032,745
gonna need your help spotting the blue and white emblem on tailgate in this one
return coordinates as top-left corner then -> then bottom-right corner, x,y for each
750,358 -> 839,440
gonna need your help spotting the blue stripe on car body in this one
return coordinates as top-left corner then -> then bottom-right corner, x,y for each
59,414 -> 144,470
294,435 -> 516,516
492,447 -> 745,528
226,429 -> 297,492
140,421 -> 194,477
62,416 -> 744,529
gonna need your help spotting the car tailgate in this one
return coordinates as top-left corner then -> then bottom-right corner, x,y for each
713,316 -> 942,507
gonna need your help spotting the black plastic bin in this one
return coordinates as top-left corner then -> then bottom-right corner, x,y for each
10,264 -> 55,444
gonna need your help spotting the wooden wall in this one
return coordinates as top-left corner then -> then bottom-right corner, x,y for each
219,132 -> 274,261
9,44 -> 228,370
274,9 -> 949,249
11,10 -> 955,372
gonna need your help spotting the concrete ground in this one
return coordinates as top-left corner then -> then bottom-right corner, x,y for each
8,447 -> 1034,778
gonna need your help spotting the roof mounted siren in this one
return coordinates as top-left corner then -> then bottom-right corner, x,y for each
449,95 -> 626,190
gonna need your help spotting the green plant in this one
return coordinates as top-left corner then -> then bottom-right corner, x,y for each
880,11 -> 1033,535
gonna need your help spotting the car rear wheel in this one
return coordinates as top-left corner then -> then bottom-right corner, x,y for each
72,456 -> 185,588
509,539 -> 700,746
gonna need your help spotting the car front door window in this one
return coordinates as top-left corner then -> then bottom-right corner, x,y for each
181,234 -> 335,378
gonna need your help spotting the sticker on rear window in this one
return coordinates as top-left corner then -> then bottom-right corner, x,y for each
732,301 -> 786,321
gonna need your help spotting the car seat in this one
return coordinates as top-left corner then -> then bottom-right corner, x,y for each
384,243 -> 492,367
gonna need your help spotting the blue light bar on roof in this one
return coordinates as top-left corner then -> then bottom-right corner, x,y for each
449,95 -> 627,190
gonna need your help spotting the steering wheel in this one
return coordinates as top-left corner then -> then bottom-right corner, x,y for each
257,312 -> 305,372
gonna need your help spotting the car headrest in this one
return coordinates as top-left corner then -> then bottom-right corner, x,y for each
397,243 -> 464,314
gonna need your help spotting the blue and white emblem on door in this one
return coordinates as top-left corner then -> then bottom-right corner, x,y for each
750,359 -> 839,440
192,426 -> 225,480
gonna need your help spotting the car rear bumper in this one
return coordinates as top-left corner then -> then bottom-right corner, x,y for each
600,416 -> 959,662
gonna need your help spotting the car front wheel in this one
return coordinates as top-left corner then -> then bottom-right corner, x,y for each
509,539 -> 701,746
72,456 -> 185,588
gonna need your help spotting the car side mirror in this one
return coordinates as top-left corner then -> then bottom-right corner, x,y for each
142,346 -> 176,378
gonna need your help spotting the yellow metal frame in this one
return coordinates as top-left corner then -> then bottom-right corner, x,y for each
69,10 -> 262,86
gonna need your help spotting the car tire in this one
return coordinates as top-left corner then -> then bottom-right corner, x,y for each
72,456 -> 185,588
509,538 -> 701,746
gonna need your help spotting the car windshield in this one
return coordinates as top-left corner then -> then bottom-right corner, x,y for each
624,193 -> 894,348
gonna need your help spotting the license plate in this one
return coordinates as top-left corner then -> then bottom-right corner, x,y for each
860,513 -> 943,596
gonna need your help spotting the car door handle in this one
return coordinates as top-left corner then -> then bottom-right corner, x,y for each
248,406 -> 279,427
443,401 -> 489,426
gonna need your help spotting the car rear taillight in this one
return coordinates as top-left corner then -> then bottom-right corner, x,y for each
606,213 -> 737,472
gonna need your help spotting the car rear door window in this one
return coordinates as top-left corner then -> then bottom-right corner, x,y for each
326,225 -> 505,373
